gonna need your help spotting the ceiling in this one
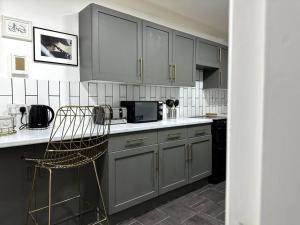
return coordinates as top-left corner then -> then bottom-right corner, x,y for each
142,0 -> 229,35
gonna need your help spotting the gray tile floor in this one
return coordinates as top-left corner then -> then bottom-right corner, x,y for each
117,182 -> 226,225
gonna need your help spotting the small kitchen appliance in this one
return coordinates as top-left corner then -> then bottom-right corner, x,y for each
27,105 -> 55,129
93,107 -> 127,125
120,101 -> 163,123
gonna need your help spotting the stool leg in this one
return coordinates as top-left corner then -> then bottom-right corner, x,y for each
92,161 -> 109,225
26,166 -> 37,225
48,168 -> 52,225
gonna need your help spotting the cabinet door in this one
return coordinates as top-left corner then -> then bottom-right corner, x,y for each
93,6 -> 142,83
188,136 -> 212,183
108,145 -> 158,214
196,39 -> 220,68
142,21 -> 173,85
159,140 -> 188,194
220,48 -> 228,89
172,31 -> 195,86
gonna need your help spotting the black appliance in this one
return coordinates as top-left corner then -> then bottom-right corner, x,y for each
209,118 -> 227,184
120,101 -> 163,123
28,105 -> 55,129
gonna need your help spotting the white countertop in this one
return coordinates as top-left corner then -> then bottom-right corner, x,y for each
0,118 -> 212,149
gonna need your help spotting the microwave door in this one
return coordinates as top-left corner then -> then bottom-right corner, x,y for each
135,102 -> 157,122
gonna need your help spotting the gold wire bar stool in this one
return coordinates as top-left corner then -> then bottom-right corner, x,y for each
25,105 -> 112,225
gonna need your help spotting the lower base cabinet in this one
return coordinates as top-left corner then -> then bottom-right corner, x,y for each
188,136 -> 212,183
108,145 -> 158,214
159,140 -> 188,194
106,125 -> 212,215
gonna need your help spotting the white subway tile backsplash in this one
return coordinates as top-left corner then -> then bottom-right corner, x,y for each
126,85 -> 133,100
89,83 -> 98,97
70,82 -> 80,97
26,96 -> 38,105
98,83 -> 105,104
89,97 -> 98,106
133,85 -> 140,101
105,83 -> 113,97
38,80 -> 49,105
49,80 -> 60,96
79,82 -> 88,106
0,96 -> 12,114
49,96 -> 60,112
119,84 -> 127,98
25,79 -> 38,96
60,81 -> 70,106
113,83 -> 120,106
70,97 -> 79,106
0,78 -> 12,96
12,78 -> 25,104
0,74 -> 227,116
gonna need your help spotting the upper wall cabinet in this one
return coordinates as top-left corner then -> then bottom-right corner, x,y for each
142,22 -> 195,87
220,48 -> 228,89
79,4 -> 224,87
172,31 -> 196,86
196,39 -> 220,68
142,22 -> 173,86
79,4 -> 142,83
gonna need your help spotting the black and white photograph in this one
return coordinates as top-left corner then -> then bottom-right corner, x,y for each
33,27 -> 78,66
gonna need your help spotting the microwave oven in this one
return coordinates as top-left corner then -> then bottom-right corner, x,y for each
120,101 -> 163,123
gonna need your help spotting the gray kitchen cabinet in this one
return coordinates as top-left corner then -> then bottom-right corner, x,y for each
79,4 -> 142,83
142,21 -> 173,85
108,145 -> 159,214
196,39 -> 220,68
159,140 -> 188,194
172,31 -> 196,86
220,48 -> 228,89
188,136 -> 212,183
203,48 -> 228,89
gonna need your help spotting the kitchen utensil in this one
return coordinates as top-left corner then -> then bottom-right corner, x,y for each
174,99 -> 179,107
166,99 -> 174,108
28,105 -> 55,129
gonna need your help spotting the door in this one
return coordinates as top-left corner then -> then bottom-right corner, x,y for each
172,31 -> 195,86
196,39 -> 220,68
108,145 -> 158,213
93,6 -> 142,83
188,136 -> 212,183
220,48 -> 228,89
142,21 -> 173,85
159,140 -> 188,194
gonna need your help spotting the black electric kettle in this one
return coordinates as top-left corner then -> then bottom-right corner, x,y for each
28,105 -> 55,129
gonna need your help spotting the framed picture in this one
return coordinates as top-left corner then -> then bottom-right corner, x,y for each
1,16 -> 32,41
33,27 -> 78,66
11,54 -> 28,75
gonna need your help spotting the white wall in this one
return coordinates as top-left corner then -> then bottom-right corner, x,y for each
228,0 -> 300,225
226,0 -> 266,224
0,0 -> 227,81
260,0 -> 300,224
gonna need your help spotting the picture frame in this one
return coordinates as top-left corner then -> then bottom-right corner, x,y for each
33,27 -> 78,66
1,16 -> 32,41
11,54 -> 29,75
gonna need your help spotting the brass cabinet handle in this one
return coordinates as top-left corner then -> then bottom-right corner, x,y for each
173,64 -> 176,81
185,144 -> 189,161
155,150 -> 159,171
189,144 -> 192,161
139,58 -> 143,81
195,130 -> 206,136
167,133 -> 181,140
219,48 -> 222,63
126,137 -> 146,146
169,65 -> 173,81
